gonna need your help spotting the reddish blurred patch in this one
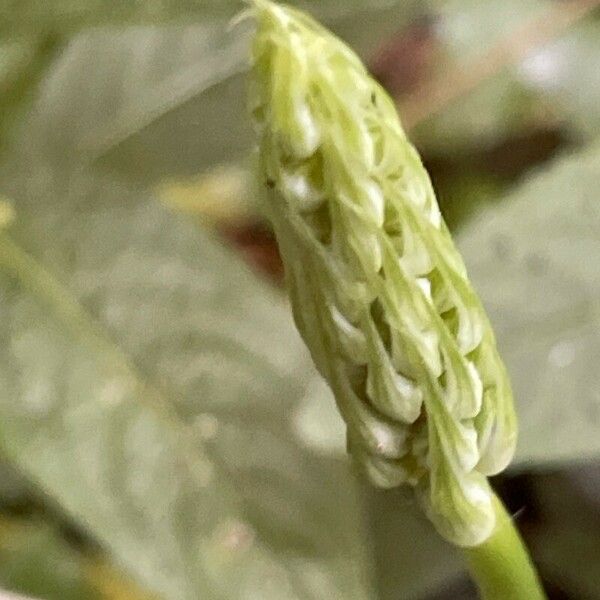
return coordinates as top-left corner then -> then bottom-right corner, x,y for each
369,15 -> 439,99
220,222 -> 284,283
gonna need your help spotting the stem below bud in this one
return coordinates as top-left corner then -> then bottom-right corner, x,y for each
463,493 -> 546,600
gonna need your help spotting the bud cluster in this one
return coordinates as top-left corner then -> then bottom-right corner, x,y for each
249,0 -> 517,546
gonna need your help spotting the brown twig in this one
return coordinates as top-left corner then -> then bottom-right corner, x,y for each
400,0 -> 600,130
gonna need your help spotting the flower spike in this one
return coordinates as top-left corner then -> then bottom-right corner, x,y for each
248,0 -> 517,547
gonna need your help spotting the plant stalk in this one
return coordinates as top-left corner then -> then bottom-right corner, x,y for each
463,493 -> 546,600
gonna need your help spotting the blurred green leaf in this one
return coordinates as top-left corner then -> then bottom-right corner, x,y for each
545,21 -> 600,141
458,143 -> 600,467
0,160 -> 374,600
0,1 -> 409,35
0,518 -> 98,600
367,488 -> 463,600
27,3 -> 419,183
0,34 -> 63,150
25,21 -> 248,175
0,460 -> 32,506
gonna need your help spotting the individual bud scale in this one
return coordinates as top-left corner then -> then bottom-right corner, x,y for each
248,0 -> 517,547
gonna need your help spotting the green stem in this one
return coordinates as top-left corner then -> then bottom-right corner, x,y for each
463,493 -> 546,600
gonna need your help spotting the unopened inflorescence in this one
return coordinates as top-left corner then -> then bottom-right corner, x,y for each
248,0 -> 517,547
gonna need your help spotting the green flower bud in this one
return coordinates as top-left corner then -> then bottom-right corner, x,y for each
248,0 -> 517,547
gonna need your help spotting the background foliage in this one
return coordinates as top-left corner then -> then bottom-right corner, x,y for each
0,1 -> 599,599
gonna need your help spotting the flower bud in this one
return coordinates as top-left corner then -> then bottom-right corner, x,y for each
248,0 -> 517,547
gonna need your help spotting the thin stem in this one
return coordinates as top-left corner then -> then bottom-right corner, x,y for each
463,492 -> 546,600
